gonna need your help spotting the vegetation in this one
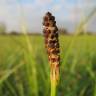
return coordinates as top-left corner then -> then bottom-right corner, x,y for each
43,12 -> 60,96
0,35 -> 96,96
0,6 -> 96,96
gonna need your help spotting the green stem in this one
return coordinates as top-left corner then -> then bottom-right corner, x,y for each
51,79 -> 56,96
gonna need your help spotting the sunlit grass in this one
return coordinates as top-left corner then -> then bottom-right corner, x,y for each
0,6 -> 96,96
0,35 -> 96,96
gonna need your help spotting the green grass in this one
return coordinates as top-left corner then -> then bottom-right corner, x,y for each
0,35 -> 96,96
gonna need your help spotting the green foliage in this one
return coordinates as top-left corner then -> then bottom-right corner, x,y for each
0,35 -> 96,96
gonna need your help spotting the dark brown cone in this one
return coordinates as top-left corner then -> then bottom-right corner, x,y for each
43,12 -> 60,83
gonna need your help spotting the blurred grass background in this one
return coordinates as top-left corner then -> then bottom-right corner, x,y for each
0,35 -> 96,96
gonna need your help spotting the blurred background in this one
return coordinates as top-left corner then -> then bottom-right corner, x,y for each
0,0 -> 96,96
0,0 -> 96,34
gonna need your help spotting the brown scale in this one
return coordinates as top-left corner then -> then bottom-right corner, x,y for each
43,12 -> 60,82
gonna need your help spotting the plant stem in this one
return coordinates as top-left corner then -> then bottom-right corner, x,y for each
51,78 -> 56,96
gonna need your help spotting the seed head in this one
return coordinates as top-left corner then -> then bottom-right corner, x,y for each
43,12 -> 60,83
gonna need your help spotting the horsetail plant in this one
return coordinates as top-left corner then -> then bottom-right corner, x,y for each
43,12 -> 60,96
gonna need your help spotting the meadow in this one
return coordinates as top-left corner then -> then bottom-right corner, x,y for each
0,35 -> 96,96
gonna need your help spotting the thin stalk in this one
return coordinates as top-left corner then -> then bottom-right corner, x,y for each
43,12 -> 60,96
62,7 -> 96,67
4,81 -> 17,96
51,79 -> 56,96
0,85 -> 3,96
18,2 -> 38,96
0,62 -> 24,85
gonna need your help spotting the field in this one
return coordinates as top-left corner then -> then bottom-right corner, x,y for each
0,35 -> 96,96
